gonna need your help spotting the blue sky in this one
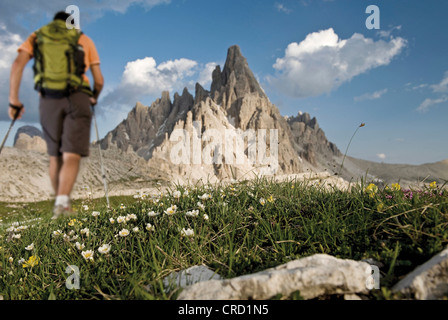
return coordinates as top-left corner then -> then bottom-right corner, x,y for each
1,0 -> 447,165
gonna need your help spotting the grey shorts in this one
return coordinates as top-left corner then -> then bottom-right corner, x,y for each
39,92 -> 92,157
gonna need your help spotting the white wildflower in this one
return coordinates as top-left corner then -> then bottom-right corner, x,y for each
198,193 -> 211,200
147,211 -> 159,217
180,228 -> 194,238
81,250 -> 94,261
197,202 -> 205,211
146,223 -> 155,232
52,230 -> 62,237
164,205 -> 177,216
117,216 -> 126,224
75,242 -> 85,250
98,244 -> 111,255
186,209 -> 199,217
172,190 -> 181,199
25,243 -> 34,251
92,211 -> 100,217
119,229 -> 130,237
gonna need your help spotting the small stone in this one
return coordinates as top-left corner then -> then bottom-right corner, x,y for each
392,246 -> 448,300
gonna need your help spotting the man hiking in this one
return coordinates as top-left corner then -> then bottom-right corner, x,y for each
8,11 -> 104,219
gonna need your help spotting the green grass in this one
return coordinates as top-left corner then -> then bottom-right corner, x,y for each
0,177 -> 447,300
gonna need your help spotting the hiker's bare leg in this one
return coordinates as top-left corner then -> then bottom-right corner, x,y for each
49,156 -> 63,194
57,152 -> 81,196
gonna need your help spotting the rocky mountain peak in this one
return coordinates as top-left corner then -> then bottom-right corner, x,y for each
101,45 -> 342,181
13,125 -> 43,145
13,125 -> 47,153
287,112 -> 341,167
211,45 -> 266,103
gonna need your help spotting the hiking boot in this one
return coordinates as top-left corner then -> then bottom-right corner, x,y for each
51,205 -> 75,220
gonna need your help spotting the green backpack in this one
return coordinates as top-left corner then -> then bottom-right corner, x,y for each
33,20 -> 91,98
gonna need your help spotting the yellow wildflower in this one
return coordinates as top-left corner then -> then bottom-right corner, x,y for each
391,183 -> 401,191
22,255 -> 39,268
429,181 -> 437,189
365,184 -> 378,198
377,202 -> 384,213
68,219 -> 81,227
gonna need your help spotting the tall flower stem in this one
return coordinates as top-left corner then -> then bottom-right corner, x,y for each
338,123 -> 365,176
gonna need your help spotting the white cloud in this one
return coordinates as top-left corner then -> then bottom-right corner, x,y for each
102,57 -> 197,107
269,28 -> 407,98
430,70 -> 448,93
0,26 -> 38,122
415,71 -> 448,112
376,153 -> 386,160
416,97 -> 448,113
275,3 -> 292,14
354,89 -> 388,102
0,25 -> 22,70
122,57 -> 197,92
198,62 -> 218,88
101,57 -> 218,112
410,83 -> 428,91
377,25 -> 402,39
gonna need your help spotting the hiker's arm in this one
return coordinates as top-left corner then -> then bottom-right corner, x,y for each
9,50 -> 31,120
90,63 -> 104,105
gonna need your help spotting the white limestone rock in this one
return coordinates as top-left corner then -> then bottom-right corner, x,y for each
177,254 -> 372,300
392,246 -> 448,300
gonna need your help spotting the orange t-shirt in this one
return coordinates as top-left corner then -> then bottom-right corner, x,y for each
18,32 -> 100,85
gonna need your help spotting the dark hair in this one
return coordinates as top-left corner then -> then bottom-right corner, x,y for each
53,11 -> 70,21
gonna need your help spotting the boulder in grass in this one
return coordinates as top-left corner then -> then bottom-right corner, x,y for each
392,246 -> 448,300
177,254 -> 373,300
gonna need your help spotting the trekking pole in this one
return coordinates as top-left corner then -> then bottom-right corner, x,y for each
0,104 -> 23,155
92,106 -> 110,208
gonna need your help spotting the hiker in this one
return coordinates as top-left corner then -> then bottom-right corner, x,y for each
8,11 -> 104,218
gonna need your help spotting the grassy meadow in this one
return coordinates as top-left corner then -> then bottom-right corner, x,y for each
0,177 -> 447,300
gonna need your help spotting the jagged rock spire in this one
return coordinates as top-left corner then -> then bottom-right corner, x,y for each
211,45 -> 266,100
